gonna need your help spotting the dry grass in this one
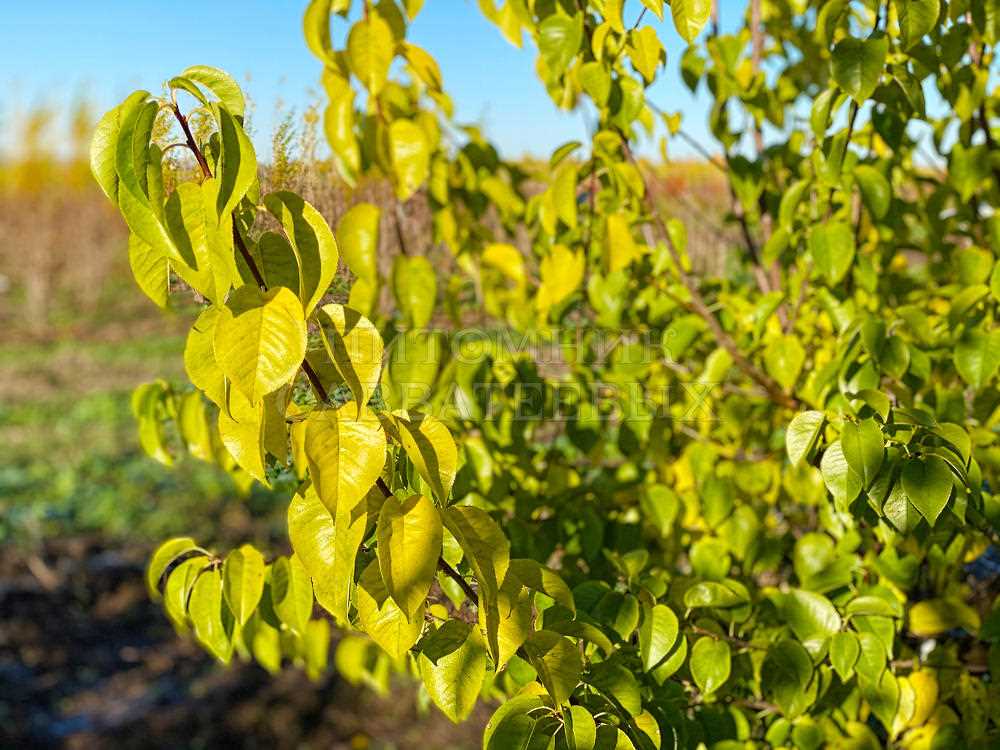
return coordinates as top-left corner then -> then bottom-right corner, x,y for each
0,101 -> 733,342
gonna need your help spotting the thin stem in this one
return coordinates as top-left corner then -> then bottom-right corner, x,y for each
301,360 -> 329,403
392,202 -> 410,256
172,104 -> 212,178
438,557 -> 479,606
232,226 -> 268,291
169,104 -> 324,400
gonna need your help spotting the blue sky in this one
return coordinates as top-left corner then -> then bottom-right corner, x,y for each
0,0 -> 746,160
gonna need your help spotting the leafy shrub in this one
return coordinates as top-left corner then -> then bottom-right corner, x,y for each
95,0 -> 1000,747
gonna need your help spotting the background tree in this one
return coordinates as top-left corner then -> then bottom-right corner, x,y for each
96,0 -> 1000,746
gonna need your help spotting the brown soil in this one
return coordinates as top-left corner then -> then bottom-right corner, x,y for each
0,537 -> 488,749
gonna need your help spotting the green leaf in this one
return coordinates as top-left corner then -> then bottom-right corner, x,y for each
862,671 -> 899,728
212,103 -> 257,220
638,603 -> 679,672
764,335 -> 806,392
523,630 -> 582,706
114,94 -> 181,264
810,221 -> 855,284
683,581 -> 749,609
181,65 -> 247,119
441,505 -> 510,605
217,384 -> 268,484
390,410 -> 458,503
184,306 -> 227,408
302,618 -> 331,681
671,0 -> 711,43
163,556 -> 211,632
127,233 -> 169,308
506,558 -> 575,613
895,0 -> 940,48
347,14 -> 394,94
147,536 -> 201,599
392,255 -> 437,328
786,411 -> 825,465
690,636 -> 730,695
303,0 -> 335,64
317,303 -> 384,411
269,554 -> 314,636
955,328 -> 1000,389
492,576 -> 533,668
840,419 -> 884,490
322,71 -> 360,184
356,559 -> 424,659
821,440 -> 863,507
579,61 -> 612,105
900,455 -> 953,526
830,631 -> 861,681
188,567 -> 234,663
551,165 -> 579,230
304,404 -> 386,515
389,119 -> 431,201
589,661 -> 642,716
854,165 -> 891,219
91,95 -> 137,203
131,380 -> 173,466
483,695 -> 551,750
165,179 -> 237,304
255,231 -> 301,292
382,329 -> 443,410
831,35 -> 888,103
263,191 -> 339,316
214,285 -> 307,405
377,493 -> 443,620
762,639 -> 815,718
772,589 -> 842,648
336,202 -> 380,284
538,13 -> 583,76
418,620 -> 487,722
567,704 -> 598,750
222,543 -> 266,626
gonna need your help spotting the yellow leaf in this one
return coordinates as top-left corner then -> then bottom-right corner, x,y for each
377,493 -> 443,620
128,233 -> 169,308
304,404 -> 386,515
536,244 -> 585,314
288,484 -> 381,625
336,202 -> 380,284
317,303 -> 384,411
214,285 -> 307,405
390,410 -> 458,503
263,191 -> 339,316
185,306 -> 227,408
908,598 -> 981,637
218,384 -> 268,485
551,163 -> 578,229
606,214 -> 641,272
482,243 -> 526,285
391,255 -> 437,328
346,14 -> 394,94
389,119 -> 431,200
356,560 -> 424,659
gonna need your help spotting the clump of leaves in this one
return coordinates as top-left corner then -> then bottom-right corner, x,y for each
96,0 -> 1000,747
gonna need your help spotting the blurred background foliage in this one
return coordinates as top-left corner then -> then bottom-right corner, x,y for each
0,96 -> 730,747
